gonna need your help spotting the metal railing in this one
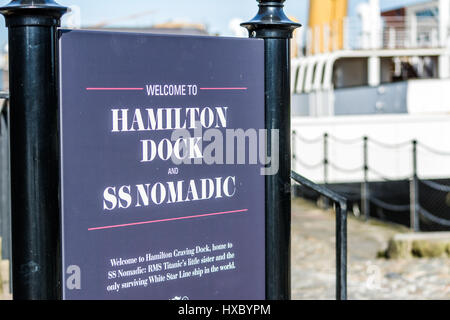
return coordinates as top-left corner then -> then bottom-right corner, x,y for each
303,15 -> 444,55
291,171 -> 347,301
293,131 -> 450,231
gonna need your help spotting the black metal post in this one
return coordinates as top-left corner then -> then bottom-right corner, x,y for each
292,130 -> 297,172
0,0 -> 67,300
336,200 -> 347,300
322,133 -> 330,209
362,136 -> 370,221
324,133 -> 329,185
410,140 -> 420,232
0,96 -> 11,293
242,0 -> 300,300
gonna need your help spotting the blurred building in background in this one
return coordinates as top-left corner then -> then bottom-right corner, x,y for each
86,21 -> 209,36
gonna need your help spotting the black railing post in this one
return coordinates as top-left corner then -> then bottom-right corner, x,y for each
0,97 -> 11,292
324,133 -> 329,184
0,0 -> 67,300
336,200 -> 347,300
362,136 -> 370,221
292,130 -> 297,172
242,0 -> 301,300
322,133 -> 330,208
410,140 -> 420,232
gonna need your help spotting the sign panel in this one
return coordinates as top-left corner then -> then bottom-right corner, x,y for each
59,30 -> 265,300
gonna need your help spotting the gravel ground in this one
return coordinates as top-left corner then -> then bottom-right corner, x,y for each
291,198 -> 450,300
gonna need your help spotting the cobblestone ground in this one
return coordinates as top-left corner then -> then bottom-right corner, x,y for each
291,198 -> 450,300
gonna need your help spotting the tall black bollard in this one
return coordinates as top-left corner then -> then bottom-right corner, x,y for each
0,0 -> 67,299
242,0 -> 300,300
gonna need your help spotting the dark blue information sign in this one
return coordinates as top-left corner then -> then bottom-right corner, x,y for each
59,30 -> 265,300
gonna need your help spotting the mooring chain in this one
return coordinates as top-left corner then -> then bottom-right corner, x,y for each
418,142 -> 450,156
328,135 -> 363,145
367,167 -> 410,182
369,196 -> 410,212
292,132 -> 323,144
419,179 -> 450,193
329,162 -> 363,174
419,206 -> 450,227
368,138 -> 411,149
294,158 -> 323,170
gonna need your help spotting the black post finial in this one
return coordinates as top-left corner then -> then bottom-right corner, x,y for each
241,0 -> 301,39
0,0 -> 67,27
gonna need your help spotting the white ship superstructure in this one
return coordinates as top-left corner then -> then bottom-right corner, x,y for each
292,0 -> 450,184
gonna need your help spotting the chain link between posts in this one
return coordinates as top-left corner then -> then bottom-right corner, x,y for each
292,132 -> 450,227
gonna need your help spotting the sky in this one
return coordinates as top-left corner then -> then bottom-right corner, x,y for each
0,0 -> 430,46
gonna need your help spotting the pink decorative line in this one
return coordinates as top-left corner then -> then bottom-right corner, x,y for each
86,88 -> 144,91
200,87 -> 248,90
88,209 -> 248,231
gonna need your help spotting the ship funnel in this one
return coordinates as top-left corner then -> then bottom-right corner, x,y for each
308,0 -> 348,54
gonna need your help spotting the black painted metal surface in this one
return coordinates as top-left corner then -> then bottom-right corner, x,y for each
0,0 -> 67,300
411,140 -> 420,232
0,96 -> 10,272
362,137 -> 370,221
242,0 -> 301,300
